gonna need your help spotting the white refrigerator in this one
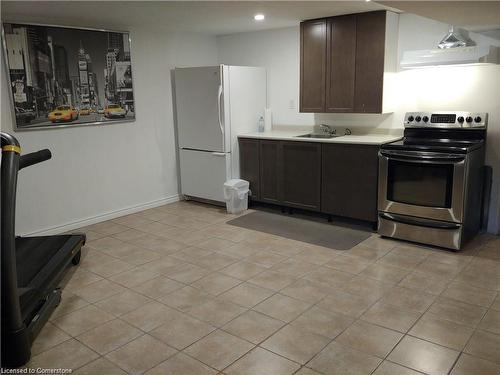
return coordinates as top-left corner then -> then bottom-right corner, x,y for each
174,65 -> 266,202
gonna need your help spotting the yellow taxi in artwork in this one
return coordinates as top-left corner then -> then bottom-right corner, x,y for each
79,107 -> 91,116
48,105 -> 79,123
104,104 -> 127,118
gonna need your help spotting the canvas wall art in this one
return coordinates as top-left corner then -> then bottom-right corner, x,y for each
2,23 -> 135,130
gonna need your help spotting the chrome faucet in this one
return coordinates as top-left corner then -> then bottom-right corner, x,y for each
319,124 -> 336,135
345,128 -> 352,135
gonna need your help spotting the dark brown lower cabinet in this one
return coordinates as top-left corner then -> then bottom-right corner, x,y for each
322,143 -> 379,222
259,140 -> 280,204
239,138 -> 379,224
280,141 -> 321,211
238,138 -> 260,200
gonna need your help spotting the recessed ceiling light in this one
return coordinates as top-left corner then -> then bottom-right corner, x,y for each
254,14 -> 265,21
365,0 -> 371,2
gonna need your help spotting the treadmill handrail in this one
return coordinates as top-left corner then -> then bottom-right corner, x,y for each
19,150 -> 52,170
1,132 -> 27,361
1,132 -> 20,148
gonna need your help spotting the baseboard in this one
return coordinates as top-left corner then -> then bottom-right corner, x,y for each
23,194 -> 181,236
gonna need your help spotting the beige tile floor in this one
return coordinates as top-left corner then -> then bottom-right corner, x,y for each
25,201 -> 500,375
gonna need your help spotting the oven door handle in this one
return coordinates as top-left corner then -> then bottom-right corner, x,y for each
379,212 -> 461,229
379,150 -> 466,163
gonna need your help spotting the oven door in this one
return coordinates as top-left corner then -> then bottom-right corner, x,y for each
378,150 -> 466,223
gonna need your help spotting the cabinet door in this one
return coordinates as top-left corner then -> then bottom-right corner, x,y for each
300,19 -> 327,112
281,141 -> 322,211
354,11 -> 386,113
322,144 -> 379,222
326,15 -> 356,112
259,140 -> 280,204
239,138 -> 260,200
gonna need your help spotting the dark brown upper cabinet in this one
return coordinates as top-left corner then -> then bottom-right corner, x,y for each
354,11 -> 387,113
326,15 -> 357,112
300,11 -> 398,114
300,19 -> 327,112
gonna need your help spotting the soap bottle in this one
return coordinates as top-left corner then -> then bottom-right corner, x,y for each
258,116 -> 265,132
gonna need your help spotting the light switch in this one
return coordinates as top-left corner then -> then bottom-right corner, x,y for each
288,99 -> 295,110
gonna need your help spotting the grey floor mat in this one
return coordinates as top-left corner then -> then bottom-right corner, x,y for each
227,210 -> 372,250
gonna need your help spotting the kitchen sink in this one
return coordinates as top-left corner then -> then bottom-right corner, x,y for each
296,133 -> 343,139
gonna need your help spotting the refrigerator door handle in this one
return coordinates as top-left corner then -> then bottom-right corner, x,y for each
211,152 -> 226,157
217,84 -> 224,136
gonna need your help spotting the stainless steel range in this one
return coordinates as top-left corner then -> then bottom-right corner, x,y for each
378,111 -> 487,250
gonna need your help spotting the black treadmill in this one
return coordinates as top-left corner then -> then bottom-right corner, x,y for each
1,132 -> 86,368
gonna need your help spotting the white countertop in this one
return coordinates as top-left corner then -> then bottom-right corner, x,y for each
238,129 -> 402,145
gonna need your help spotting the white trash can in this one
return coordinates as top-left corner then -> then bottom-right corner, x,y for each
224,179 -> 250,214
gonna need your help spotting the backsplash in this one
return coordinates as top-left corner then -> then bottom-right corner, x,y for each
271,124 -> 403,136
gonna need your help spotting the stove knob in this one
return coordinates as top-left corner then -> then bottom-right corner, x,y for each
407,115 -> 414,122
415,116 -> 421,122
457,116 -> 465,123
422,116 -> 429,123
466,116 -> 473,123
474,116 -> 482,123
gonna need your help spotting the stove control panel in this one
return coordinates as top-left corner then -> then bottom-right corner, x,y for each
404,112 -> 488,129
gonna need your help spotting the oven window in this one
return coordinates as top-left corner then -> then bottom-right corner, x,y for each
387,160 -> 454,208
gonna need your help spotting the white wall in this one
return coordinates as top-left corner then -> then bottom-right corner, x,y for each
217,27 -> 311,126
2,11 -> 499,235
1,28 -> 218,235
217,14 -> 500,234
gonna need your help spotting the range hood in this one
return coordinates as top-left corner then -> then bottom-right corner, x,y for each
401,26 -> 500,68
401,45 -> 500,68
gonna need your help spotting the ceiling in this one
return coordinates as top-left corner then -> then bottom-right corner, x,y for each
4,1 -> 499,38
1,1 -> 387,36
378,1 -> 500,31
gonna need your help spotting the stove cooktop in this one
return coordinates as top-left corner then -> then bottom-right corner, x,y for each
382,137 -> 485,154
382,111 -> 488,154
